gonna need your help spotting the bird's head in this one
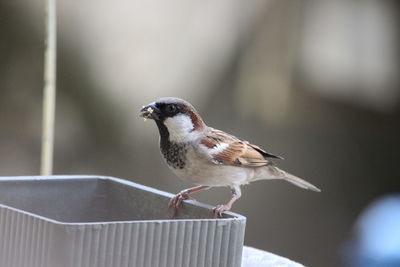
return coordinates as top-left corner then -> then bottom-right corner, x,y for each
140,97 -> 205,142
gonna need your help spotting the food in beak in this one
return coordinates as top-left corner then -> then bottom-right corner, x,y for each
139,106 -> 154,121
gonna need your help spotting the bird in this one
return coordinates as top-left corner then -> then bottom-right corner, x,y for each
139,97 -> 320,218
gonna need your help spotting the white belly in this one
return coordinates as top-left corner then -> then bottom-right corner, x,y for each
167,146 -> 253,187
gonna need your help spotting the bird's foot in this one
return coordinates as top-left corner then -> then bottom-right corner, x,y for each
211,204 -> 231,218
168,190 -> 195,218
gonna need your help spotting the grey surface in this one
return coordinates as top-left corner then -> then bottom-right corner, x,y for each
0,175 -> 246,267
242,246 -> 304,267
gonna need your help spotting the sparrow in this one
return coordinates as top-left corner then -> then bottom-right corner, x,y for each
140,97 -> 320,218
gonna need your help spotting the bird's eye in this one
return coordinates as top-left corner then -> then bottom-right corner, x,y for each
166,104 -> 177,114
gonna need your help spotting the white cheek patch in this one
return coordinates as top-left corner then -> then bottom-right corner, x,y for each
164,114 -> 194,142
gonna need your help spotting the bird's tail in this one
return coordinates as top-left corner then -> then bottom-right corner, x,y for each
254,166 -> 321,192
283,171 -> 321,192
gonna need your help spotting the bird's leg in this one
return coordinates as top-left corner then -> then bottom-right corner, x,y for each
169,185 -> 210,218
211,185 -> 241,218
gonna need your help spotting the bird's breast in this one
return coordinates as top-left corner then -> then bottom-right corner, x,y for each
160,141 -> 188,170
163,144 -> 252,187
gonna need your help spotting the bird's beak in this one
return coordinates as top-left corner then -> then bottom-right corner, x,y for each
139,102 -> 161,120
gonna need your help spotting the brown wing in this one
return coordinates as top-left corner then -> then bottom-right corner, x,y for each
200,129 -> 282,167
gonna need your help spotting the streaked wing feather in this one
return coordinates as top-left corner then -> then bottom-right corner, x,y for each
202,128 -> 280,167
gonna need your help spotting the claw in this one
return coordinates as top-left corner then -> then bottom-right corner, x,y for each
168,186 -> 209,219
211,204 -> 229,218
168,191 -> 194,218
210,186 -> 240,218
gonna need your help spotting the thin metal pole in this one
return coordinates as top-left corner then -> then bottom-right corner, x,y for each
41,0 -> 57,175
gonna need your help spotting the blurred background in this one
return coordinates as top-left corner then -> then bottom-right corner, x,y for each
1,0 -> 399,266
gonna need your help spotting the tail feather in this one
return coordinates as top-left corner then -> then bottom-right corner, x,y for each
254,166 -> 321,192
283,172 -> 321,192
